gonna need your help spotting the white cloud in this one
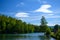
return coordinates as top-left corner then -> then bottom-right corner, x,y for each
34,4 -> 53,13
15,12 -> 29,17
41,14 -> 54,16
40,14 -> 60,18
47,24 -> 55,26
28,14 -> 60,21
45,16 -> 60,18
47,21 -> 60,26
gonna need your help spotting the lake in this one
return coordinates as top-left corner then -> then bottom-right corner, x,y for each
0,33 -> 55,40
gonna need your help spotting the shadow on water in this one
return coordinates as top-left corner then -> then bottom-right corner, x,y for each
38,35 -> 55,40
0,33 -> 55,40
0,34 -> 25,40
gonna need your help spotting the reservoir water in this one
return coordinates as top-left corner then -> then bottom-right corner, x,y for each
0,33 -> 55,40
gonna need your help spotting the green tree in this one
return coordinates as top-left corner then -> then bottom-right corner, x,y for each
40,16 -> 48,32
40,16 -> 47,26
56,29 -> 60,40
0,14 -> 44,34
54,24 -> 59,33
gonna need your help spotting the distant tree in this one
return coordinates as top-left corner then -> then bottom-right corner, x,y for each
40,16 -> 48,32
54,24 -> 59,33
40,16 -> 47,26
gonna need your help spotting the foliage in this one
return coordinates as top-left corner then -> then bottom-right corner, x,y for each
0,15 -> 40,33
40,16 -> 50,32
40,16 -> 47,26
0,14 -> 60,40
55,29 -> 60,40
51,24 -> 60,40
53,24 -> 59,33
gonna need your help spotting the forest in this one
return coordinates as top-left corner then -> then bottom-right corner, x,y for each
0,14 -> 60,40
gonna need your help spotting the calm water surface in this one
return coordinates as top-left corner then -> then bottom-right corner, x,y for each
0,33 -> 55,40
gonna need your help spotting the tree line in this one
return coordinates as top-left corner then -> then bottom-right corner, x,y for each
0,14 -> 40,33
0,14 -> 51,34
0,14 -> 60,39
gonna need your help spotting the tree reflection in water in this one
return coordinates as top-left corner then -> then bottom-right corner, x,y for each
0,34 -> 55,40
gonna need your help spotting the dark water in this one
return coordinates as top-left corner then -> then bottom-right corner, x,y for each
0,33 -> 55,40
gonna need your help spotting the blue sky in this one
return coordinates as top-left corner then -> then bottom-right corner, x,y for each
0,0 -> 60,26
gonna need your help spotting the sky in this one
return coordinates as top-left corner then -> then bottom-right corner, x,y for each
0,0 -> 60,26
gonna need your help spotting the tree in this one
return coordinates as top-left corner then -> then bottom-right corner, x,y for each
54,24 -> 59,33
56,29 -> 60,40
0,14 -> 47,34
40,16 -> 47,26
40,16 -> 48,32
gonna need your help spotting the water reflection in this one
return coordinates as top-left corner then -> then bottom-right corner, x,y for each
0,33 -> 55,40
